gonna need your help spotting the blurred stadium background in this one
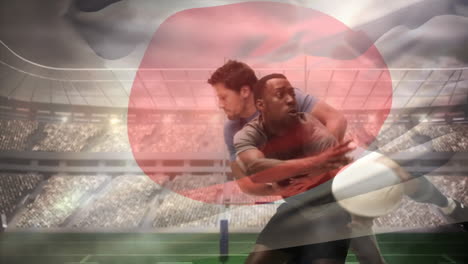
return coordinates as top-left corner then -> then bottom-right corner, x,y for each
1,0 -> 468,263
1,42 -> 467,263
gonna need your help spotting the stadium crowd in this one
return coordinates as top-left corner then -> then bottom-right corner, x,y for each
151,174 -> 225,228
0,116 -> 467,231
73,175 -> 161,228
375,175 -> 468,229
0,120 -> 38,151
1,119 -> 467,153
0,172 -> 466,230
15,175 -> 109,228
0,120 -> 224,153
0,173 -> 43,217
152,192 -> 223,228
377,123 -> 468,153
136,123 -> 223,153
31,123 -> 103,152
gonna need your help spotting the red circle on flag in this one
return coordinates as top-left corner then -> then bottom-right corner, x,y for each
128,2 -> 392,204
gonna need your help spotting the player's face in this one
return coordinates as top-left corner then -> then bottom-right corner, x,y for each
213,83 -> 246,120
261,78 -> 298,125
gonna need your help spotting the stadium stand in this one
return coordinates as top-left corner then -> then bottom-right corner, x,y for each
0,120 -> 224,153
2,119 -> 467,154
152,193 -> 223,228
88,125 -> 131,152
346,122 -> 468,152
375,175 -> 468,229
14,175 -> 109,228
167,174 -> 225,196
31,122 -> 105,152
152,174 -> 225,228
138,123 -> 223,153
0,173 -> 43,218
72,175 -> 162,228
228,204 -> 278,229
0,115 -> 467,231
0,54 -> 466,231
0,120 -> 38,151
377,123 -> 468,153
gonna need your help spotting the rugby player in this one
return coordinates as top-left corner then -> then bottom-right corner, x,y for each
233,73 -> 468,263
209,61 -> 468,232
209,61 -> 387,264
233,73 -> 360,264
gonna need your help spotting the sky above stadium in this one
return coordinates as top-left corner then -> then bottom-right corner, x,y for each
0,0 -> 467,108
0,0 -> 467,69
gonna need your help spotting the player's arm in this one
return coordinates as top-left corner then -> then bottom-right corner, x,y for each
295,88 -> 347,142
230,161 -> 277,196
237,141 -> 353,183
310,100 -> 347,142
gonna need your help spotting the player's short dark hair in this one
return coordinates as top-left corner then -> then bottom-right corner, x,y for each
254,73 -> 287,102
207,60 -> 258,93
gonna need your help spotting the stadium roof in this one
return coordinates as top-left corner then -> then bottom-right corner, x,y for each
1,41 -> 467,110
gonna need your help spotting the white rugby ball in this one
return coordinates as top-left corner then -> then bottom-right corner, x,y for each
332,152 -> 405,217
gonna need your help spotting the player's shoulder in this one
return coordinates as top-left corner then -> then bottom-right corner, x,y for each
293,87 -> 303,93
223,119 -> 238,134
236,116 -> 263,136
297,112 -> 327,132
293,88 -> 319,112
233,116 -> 266,146
298,112 -> 321,124
223,121 -> 241,155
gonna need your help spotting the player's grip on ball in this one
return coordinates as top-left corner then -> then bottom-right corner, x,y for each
312,140 -> 356,170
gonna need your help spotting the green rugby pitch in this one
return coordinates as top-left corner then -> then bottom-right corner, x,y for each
1,232 -> 467,264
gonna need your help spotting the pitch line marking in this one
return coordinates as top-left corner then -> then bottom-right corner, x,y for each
157,262 -> 193,264
442,255 -> 456,264
57,253 -> 468,257
80,255 -> 92,263
10,253 -> 468,258
0,241 -> 253,244
64,263 -> 98,264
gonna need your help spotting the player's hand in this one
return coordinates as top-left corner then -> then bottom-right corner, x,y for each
272,176 -> 320,197
289,177 -> 316,192
327,139 -> 356,157
312,140 -> 356,170
317,156 -> 353,170
271,182 -> 305,197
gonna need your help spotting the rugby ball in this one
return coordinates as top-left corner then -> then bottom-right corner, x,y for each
332,151 -> 406,217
